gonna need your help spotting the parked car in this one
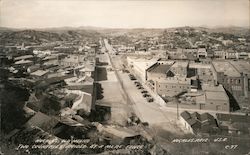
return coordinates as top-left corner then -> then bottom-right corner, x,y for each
137,86 -> 144,89
136,83 -> 142,87
147,98 -> 154,102
129,75 -> 136,80
134,81 -> 140,84
131,77 -> 136,80
129,74 -> 134,77
143,93 -> 150,97
141,90 -> 148,94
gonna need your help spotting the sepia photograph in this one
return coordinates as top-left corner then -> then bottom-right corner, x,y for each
0,0 -> 250,154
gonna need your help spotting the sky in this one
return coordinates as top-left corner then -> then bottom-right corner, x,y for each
0,0 -> 249,28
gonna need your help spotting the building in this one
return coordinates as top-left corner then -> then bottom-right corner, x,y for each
127,56 -> 157,82
196,84 -> 230,112
216,113 -> 250,135
14,54 -> 34,61
169,61 -> 189,77
225,50 -> 236,59
146,60 -> 174,81
197,48 -> 207,58
59,54 -> 85,67
229,60 -> 250,107
180,111 -> 219,134
214,51 -> 225,59
212,61 -> 249,107
236,52 -> 249,60
167,50 -> 187,60
189,62 -> 215,84
155,77 -> 191,97
30,70 -> 50,79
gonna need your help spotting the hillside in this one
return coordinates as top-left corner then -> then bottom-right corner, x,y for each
0,28 -> 101,45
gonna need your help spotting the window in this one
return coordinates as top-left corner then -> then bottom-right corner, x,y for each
238,79 -> 241,84
210,102 -> 213,104
224,103 -> 227,105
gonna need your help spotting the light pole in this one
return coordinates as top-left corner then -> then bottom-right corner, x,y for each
177,97 -> 179,120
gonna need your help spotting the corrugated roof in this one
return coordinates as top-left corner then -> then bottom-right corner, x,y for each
180,111 -> 191,120
147,63 -> 172,74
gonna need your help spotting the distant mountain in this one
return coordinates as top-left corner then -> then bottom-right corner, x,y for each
0,28 -> 101,45
0,25 -> 249,45
205,26 -> 250,36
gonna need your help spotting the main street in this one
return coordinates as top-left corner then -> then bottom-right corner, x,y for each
95,42 -> 132,126
103,39 -> 186,135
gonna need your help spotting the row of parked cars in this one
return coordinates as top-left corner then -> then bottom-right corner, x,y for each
129,74 -> 136,80
129,74 -> 154,103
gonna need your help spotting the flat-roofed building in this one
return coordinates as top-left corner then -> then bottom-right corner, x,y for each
156,77 -> 191,97
146,60 -> 174,81
229,60 -> 250,106
169,61 -> 189,77
212,61 -> 248,106
236,52 -> 249,60
30,70 -> 50,79
189,62 -> 215,84
196,84 -> 230,112
59,54 -> 85,67
214,51 -> 225,59
225,50 -> 236,59
127,56 -> 157,82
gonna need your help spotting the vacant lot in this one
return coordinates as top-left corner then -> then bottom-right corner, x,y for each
96,67 -> 108,81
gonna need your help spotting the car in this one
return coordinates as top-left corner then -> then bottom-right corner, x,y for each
134,81 -> 140,84
137,86 -> 144,89
129,74 -> 136,80
136,83 -> 142,87
135,83 -> 141,86
124,70 -> 130,73
141,90 -> 148,94
143,93 -> 150,97
130,77 -> 136,80
147,98 -> 154,102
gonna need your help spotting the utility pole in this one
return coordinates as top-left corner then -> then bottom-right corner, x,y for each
177,98 -> 179,120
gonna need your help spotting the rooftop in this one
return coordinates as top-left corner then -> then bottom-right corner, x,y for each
133,60 -> 157,71
147,63 -> 172,74
216,113 -> 250,123
181,111 -> 218,133
212,61 -> 241,77
205,91 -> 228,101
229,60 -> 250,76
189,62 -> 211,69
172,61 -> 189,68
14,55 -> 34,61
14,59 -> 33,65
202,84 -> 225,92
30,70 -> 49,77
